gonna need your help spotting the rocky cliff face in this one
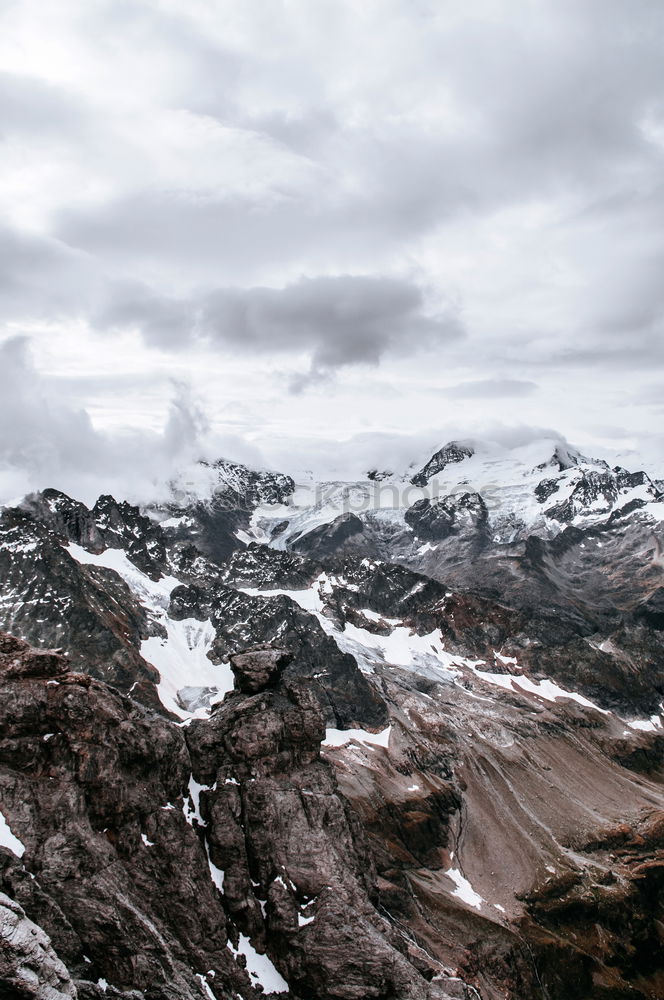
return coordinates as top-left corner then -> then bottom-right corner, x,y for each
0,633 -> 472,1000
1,445 -> 664,999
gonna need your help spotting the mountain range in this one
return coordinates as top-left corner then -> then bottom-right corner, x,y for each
1,436 -> 663,1000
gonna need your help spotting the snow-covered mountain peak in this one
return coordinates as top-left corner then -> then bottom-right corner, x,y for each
410,439 -> 475,486
239,435 -> 664,555
167,457 -> 295,511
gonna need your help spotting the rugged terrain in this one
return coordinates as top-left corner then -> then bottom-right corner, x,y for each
1,437 -> 664,999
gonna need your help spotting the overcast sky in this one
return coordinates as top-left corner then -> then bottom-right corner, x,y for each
1,0 -> 664,500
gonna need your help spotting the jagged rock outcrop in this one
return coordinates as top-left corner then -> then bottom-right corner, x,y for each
169,579 -> 388,729
153,459 -> 296,565
535,443 -> 603,472
544,470 -> 619,522
0,892 -> 77,1000
517,811 -> 664,998
198,460 -> 295,510
221,545 -> 320,590
23,490 -> 168,579
0,632 -> 464,1000
186,638 -> 459,1000
229,645 -> 290,693
411,442 -> 474,487
291,513 -> 364,558
537,466 -> 661,525
0,633 -> 247,1000
405,493 -> 488,542
0,508 -> 160,707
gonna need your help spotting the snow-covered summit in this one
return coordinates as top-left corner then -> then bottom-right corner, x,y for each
242,436 -> 664,554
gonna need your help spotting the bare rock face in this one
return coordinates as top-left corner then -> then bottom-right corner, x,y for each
0,633 -> 65,679
0,892 -> 77,1000
229,646 -> 291,693
22,490 -> 168,579
410,441 -> 474,486
188,667 -> 457,1000
291,513 -> 364,558
405,493 -> 488,543
0,632 -> 252,1000
0,506 -> 160,710
169,580 -> 389,730
0,632 -> 462,1000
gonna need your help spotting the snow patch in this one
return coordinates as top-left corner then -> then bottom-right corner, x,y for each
361,608 -> 402,625
239,578 -> 460,682
323,726 -> 391,749
159,516 -> 192,529
205,842 -> 225,893
141,618 -> 231,720
229,934 -> 288,994
628,714 -> 663,732
470,663 -> 610,715
195,974 -> 216,1000
183,776 -> 214,827
447,868 -> 484,910
0,809 -> 25,858
66,543 -> 180,611
67,542 -> 232,719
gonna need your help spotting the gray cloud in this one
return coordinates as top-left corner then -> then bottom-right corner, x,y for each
446,378 -> 538,399
0,224 -> 99,321
0,70 -> 87,137
201,276 -> 462,378
1,0 -> 664,479
49,1 -> 664,282
97,274 -> 463,386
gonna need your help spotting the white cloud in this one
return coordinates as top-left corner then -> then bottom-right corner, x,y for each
0,0 -> 664,486
0,337 -> 261,505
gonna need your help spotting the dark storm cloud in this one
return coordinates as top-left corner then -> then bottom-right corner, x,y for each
98,274 -> 463,384
201,276 -> 462,373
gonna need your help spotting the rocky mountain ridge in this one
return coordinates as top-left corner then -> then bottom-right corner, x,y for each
1,441 -> 664,999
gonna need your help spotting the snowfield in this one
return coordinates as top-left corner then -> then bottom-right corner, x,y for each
66,543 -> 232,719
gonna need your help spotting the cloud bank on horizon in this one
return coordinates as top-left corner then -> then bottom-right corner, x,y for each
1,0 -> 663,498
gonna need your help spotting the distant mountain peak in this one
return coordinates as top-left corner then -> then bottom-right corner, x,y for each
410,440 -> 475,486
536,443 -> 608,473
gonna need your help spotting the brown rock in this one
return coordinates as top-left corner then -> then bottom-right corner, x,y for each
229,646 -> 291,693
0,891 -> 77,999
